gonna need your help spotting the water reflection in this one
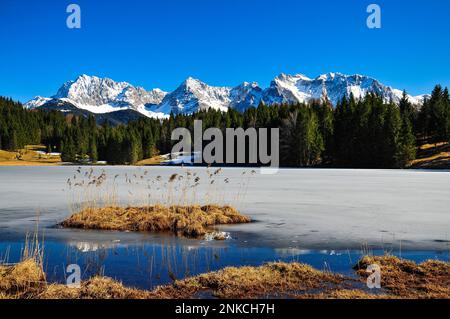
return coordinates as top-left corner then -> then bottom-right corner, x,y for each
1,239 -> 447,290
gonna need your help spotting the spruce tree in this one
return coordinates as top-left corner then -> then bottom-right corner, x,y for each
61,135 -> 77,162
396,116 -> 416,168
88,135 -> 98,163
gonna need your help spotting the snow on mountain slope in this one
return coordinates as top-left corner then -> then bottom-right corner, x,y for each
23,96 -> 51,109
230,82 -> 263,112
26,75 -> 168,118
150,77 -> 232,115
262,73 -> 314,105
262,72 -> 426,106
53,75 -> 130,107
24,73 -> 427,119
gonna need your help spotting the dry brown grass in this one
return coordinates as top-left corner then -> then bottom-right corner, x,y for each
41,277 -> 153,299
418,141 -> 448,150
298,289 -> 396,299
354,255 -> 450,299
136,156 -> 164,166
1,256 -> 449,299
411,141 -> 450,169
61,205 -> 251,239
411,152 -> 450,168
0,161 -> 59,166
0,260 -> 345,299
151,262 -> 346,299
0,260 -> 152,299
0,259 -> 47,298
0,145 -> 61,166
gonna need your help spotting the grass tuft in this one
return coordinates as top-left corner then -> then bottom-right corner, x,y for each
354,255 -> 450,298
1,256 -> 449,299
61,205 -> 251,239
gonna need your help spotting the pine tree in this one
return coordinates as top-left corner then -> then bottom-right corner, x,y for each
9,130 -> 18,151
127,133 -> 140,165
399,91 -> 416,127
300,109 -> 323,166
143,129 -> 155,159
442,87 -> 450,142
88,135 -> 98,163
333,96 -> 354,167
396,116 -> 416,168
61,134 -> 77,162
419,85 -> 449,143
312,100 -> 334,164
382,104 -> 403,168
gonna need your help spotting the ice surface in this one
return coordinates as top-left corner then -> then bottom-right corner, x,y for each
0,167 -> 448,250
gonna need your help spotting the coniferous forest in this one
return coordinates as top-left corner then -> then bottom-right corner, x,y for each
0,85 -> 449,168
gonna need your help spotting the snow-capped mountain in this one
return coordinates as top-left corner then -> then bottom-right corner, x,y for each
147,78 -> 265,115
149,77 -> 232,115
26,75 -> 168,119
262,72 -> 426,106
24,96 -> 51,109
25,73 -> 427,120
230,82 -> 263,112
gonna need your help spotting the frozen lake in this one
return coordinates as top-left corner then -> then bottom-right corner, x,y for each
0,166 -> 449,288
0,166 -> 449,249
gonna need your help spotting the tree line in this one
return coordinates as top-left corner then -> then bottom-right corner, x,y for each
0,84 -> 449,168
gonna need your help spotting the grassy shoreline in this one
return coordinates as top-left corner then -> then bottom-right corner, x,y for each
0,145 -> 61,166
1,256 -> 448,299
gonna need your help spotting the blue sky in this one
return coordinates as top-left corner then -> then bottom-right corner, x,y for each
0,0 -> 449,102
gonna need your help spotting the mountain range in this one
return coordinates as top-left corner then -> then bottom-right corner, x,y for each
25,73 -> 428,122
